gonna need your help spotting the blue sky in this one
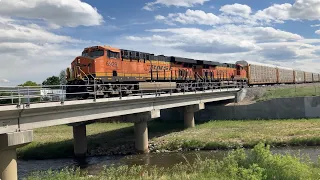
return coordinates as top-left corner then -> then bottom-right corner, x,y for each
1,0 -> 320,85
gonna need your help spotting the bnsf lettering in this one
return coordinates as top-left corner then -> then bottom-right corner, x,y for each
106,62 -> 117,67
151,65 -> 170,71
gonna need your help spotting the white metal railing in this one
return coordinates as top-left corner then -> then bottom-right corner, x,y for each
0,81 -> 244,107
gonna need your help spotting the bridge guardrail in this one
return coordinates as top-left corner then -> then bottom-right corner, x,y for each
0,81 -> 243,107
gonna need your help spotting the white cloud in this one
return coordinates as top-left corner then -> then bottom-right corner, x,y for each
156,1 -> 320,26
255,3 -> 292,23
0,42 -> 82,85
289,0 -> 320,20
155,8 -> 259,26
0,0 -> 103,85
311,24 -> 320,27
127,27 -> 261,54
255,0 -> 320,23
0,0 -> 104,27
0,79 -> 10,83
133,0 -> 320,73
155,15 -> 166,20
220,3 -> 252,17
143,0 -> 209,11
164,9 -> 221,25
257,42 -> 317,61
0,22 -> 80,44
239,26 -> 303,42
107,16 -> 116,20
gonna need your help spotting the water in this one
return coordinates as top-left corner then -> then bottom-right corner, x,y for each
18,146 -> 320,179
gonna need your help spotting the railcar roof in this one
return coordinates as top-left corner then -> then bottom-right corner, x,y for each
236,60 -> 295,70
236,60 -> 277,68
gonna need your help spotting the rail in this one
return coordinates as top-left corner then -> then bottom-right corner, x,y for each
0,81 -> 243,107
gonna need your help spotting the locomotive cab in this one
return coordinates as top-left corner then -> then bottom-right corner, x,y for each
234,62 -> 248,86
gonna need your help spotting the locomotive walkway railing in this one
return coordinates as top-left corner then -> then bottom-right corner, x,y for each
0,81 -> 243,107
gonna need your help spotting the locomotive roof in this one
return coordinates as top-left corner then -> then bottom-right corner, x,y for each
84,45 -> 121,53
201,60 -> 221,66
171,56 -> 197,64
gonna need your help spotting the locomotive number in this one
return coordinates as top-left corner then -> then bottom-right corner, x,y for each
107,62 -> 117,67
151,65 -> 170,71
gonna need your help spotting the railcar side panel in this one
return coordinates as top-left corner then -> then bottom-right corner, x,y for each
305,72 -> 313,82
313,73 -> 319,82
294,70 -> 305,83
278,68 -> 294,84
248,64 -> 277,85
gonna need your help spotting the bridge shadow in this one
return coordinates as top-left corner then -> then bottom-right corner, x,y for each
17,119 -> 185,160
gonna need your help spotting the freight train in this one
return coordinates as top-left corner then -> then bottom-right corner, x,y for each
65,45 -> 319,99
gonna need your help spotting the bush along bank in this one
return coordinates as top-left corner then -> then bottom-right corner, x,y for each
25,143 -> 320,180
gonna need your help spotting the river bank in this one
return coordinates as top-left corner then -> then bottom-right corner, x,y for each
24,143 -> 320,180
17,119 -> 320,160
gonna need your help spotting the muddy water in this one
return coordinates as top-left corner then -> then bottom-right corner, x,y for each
18,146 -> 320,179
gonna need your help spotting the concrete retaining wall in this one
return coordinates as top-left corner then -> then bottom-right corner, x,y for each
160,96 -> 320,121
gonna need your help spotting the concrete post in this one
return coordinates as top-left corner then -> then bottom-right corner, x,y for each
0,130 -> 33,180
184,103 -> 205,129
184,111 -> 195,128
125,110 -> 160,154
134,121 -> 149,153
0,149 -> 17,180
73,125 -> 87,158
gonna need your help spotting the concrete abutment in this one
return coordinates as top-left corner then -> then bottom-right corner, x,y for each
0,130 -> 33,180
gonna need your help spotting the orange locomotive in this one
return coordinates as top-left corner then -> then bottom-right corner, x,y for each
66,45 -> 247,98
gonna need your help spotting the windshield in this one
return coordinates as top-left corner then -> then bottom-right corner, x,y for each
82,50 -> 104,58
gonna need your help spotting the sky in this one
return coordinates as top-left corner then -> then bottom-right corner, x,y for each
1,0 -> 320,85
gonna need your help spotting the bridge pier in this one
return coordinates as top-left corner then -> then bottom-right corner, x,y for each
0,130 -> 33,180
72,124 -> 87,158
134,121 -> 148,153
125,110 -> 160,153
184,103 -> 205,128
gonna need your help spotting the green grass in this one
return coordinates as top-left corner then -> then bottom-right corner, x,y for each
24,143 -> 320,180
257,86 -> 320,101
152,119 -> 320,151
18,119 -> 320,160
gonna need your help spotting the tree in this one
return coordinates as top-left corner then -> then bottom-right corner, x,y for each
42,76 -> 60,86
59,70 -> 67,85
17,81 -> 40,103
19,81 -> 38,87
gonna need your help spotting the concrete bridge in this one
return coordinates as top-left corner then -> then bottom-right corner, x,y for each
0,87 -> 243,180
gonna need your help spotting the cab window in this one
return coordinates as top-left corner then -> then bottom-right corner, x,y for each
89,50 -> 104,57
108,51 -> 120,59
